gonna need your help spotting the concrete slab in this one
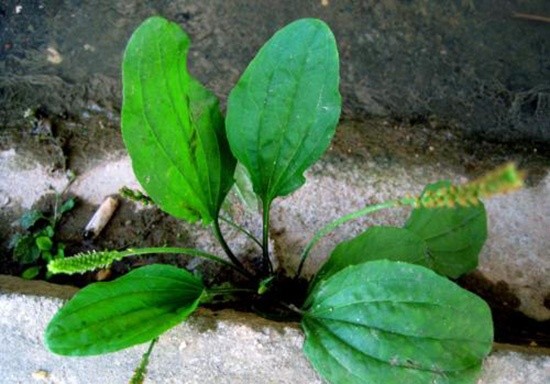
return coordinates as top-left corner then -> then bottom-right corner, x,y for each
1,276 -> 549,384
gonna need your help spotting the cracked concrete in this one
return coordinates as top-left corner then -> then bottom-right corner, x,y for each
1,276 -> 549,384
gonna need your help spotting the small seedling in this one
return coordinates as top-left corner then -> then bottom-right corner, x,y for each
11,194 -> 75,279
44,17 -> 524,384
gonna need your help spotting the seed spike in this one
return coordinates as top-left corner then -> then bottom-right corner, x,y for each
48,250 -> 124,275
413,163 -> 524,209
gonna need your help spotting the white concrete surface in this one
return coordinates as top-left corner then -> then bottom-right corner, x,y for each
1,276 -> 549,384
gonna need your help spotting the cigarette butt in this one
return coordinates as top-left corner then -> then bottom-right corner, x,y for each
84,196 -> 119,239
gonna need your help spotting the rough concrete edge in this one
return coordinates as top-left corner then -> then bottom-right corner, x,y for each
1,275 -> 550,384
0,274 -> 78,300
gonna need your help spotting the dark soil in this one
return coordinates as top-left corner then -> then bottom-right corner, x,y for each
1,1 -> 549,141
329,119 -> 550,187
458,271 -> 550,348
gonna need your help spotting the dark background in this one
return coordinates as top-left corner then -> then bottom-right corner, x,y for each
1,0 -> 549,142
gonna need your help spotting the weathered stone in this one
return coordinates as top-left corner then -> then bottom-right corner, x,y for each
1,277 -> 548,383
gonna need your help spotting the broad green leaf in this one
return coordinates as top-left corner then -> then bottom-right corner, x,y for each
310,226 -> 429,289
59,197 -> 76,216
12,234 -> 40,264
20,210 -> 45,229
405,181 -> 487,278
22,266 -> 40,280
303,260 -> 493,384
232,162 -> 260,213
45,264 -> 205,356
54,243 -> 65,259
43,225 -> 54,238
42,250 -> 53,262
122,16 -> 236,223
226,18 -> 341,207
36,236 -> 53,251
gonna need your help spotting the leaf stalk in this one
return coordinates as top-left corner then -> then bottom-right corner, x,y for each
296,199 -> 403,278
220,216 -> 262,248
262,200 -> 274,275
211,219 -> 255,279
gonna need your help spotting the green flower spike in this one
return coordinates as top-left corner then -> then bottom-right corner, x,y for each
48,250 -> 125,275
413,163 -> 525,208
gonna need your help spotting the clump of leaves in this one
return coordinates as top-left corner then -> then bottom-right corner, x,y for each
44,17 -> 524,384
10,195 -> 75,279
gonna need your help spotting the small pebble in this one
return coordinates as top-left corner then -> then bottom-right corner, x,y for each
0,194 -> 10,208
31,370 -> 49,380
31,118 -> 52,136
83,43 -> 96,52
46,47 -> 63,64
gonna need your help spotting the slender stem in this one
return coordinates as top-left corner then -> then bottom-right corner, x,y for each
211,219 -> 254,279
512,12 -> 550,23
120,247 -> 237,270
48,246 -> 254,277
220,216 -> 262,248
201,287 -> 257,305
130,337 -> 158,384
262,200 -> 273,274
207,287 -> 255,295
53,195 -> 60,225
296,199 -> 411,278
280,302 -> 305,316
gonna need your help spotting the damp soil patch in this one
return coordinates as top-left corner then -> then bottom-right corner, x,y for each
458,272 -> 550,349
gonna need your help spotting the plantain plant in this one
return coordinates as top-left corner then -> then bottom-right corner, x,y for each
44,17 -> 524,383
10,194 -> 75,280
